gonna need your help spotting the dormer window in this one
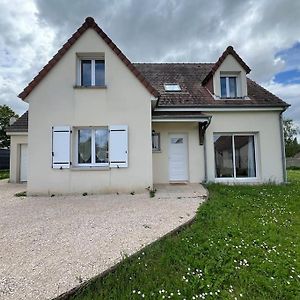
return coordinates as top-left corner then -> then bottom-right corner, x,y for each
164,83 -> 181,92
77,54 -> 105,87
220,76 -> 237,98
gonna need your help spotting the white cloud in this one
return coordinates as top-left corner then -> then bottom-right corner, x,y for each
0,0 -> 55,114
0,0 -> 300,128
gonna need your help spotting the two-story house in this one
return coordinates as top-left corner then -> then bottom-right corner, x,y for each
7,17 -> 289,195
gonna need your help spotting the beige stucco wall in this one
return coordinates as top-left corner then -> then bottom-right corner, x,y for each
8,134 -> 28,183
206,111 -> 284,183
152,122 -> 205,184
152,111 -> 284,184
213,54 -> 248,97
26,28 -> 153,195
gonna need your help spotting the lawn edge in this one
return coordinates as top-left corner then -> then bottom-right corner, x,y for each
53,199 -> 206,300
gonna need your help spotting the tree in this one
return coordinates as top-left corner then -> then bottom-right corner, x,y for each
283,119 -> 300,157
0,105 -> 19,149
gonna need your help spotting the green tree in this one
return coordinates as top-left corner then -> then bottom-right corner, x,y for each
283,119 -> 300,157
0,105 -> 19,149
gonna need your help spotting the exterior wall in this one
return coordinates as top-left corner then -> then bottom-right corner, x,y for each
8,134 -> 28,183
152,111 -> 284,185
152,122 -> 205,184
213,54 -> 248,97
26,28 -> 153,195
206,111 -> 284,183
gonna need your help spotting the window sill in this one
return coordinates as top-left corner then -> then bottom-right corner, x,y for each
214,177 -> 260,183
71,166 -> 110,171
152,150 -> 161,153
73,85 -> 107,89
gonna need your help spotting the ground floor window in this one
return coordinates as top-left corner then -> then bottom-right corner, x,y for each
77,127 -> 109,166
152,131 -> 161,152
214,134 -> 256,178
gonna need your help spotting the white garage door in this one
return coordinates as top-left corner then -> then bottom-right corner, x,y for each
169,134 -> 189,181
20,144 -> 28,182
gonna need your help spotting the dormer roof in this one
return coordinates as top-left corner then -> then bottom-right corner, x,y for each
202,46 -> 251,85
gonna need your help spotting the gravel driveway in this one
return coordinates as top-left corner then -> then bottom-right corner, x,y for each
0,180 -> 206,300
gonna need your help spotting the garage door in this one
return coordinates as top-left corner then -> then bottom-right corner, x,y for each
20,144 -> 28,182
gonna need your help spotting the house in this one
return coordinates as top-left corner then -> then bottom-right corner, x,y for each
6,17 -> 289,195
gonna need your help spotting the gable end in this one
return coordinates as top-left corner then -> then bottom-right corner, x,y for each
18,17 -> 159,100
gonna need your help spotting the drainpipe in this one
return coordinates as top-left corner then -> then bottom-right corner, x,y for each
279,111 -> 287,183
203,116 -> 212,183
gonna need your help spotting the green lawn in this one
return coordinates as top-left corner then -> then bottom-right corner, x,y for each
0,169 -> 9,180
70,171 -> 300,300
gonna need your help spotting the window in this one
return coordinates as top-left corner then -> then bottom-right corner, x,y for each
214,134 -> 256,179
164,83 -> 181,92
152,132 -> 160,152
77,127 -> 108,166
80,59 -> 105,87
220,76 -> 237,98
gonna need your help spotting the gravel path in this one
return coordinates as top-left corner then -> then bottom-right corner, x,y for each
0,180 -> 206,300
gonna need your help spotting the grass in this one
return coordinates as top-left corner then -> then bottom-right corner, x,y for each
69,171 -> 300,300
0,169 -> 9,180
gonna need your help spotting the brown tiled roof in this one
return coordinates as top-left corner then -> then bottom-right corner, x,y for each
134,63 -> 289,108
18,17 -> 158,100
202,46 -> 251,85
6,111 -> 28,132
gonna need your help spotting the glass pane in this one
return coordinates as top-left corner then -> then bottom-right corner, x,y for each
234,135 -> 256,177
214,135 -> 234,178
95,128 -> 108,163
81,60 -> 92,86
152,133 -> 160,151
220,77 -> 227,98
78,129 -> 92,163
229,77 -> 237,98
95,60 -> 105,86
171,138 -> 183,144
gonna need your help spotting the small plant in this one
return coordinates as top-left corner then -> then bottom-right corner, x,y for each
15,191 -> 27,197
130,191 -> 135,195
146,186 -> 157,198
76,275 -> 83,284
82,192 -> 88,196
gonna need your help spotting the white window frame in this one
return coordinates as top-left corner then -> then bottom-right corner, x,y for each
152,132 -> 161,152
77,56 -> 105,87
220,73 -> 241,99
214,133 -> 259,182
164,83 -> 181,92
74,127 -> 109,167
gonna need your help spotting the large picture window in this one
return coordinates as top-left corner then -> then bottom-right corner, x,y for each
214,134 -> 256,179
77,127 -> 108,166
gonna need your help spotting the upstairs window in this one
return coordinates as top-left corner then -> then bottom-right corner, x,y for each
164,83 -> 181,92
220,76 -> 237,98
78,56 -> 105,87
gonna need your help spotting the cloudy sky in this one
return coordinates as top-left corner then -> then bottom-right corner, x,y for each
0,0 -> 299,135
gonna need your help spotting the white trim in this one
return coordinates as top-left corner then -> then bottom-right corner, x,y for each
213,133 -> 259,181
152,118 -> 210,122
74,127 -> 109,167
6,132 -> 28,136
77,58 -> 105,87
155,107 -> 284,112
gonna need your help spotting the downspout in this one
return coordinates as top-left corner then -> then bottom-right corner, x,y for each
203,116 -> 212,183
279,111 -> 287,183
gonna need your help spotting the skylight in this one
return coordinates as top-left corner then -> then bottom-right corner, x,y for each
164,83 -> 181,92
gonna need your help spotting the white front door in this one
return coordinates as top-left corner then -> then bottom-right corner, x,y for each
169,134 -> 188,181
20,144 -> 28,182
